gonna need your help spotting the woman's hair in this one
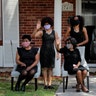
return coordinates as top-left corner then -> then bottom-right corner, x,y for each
69,15 -> 84,31
22,35 -> 31,41
41,17 -> 54,27
75,15 -> 84,31
66,37 -> 77,48
75,15 -> 84,26
70,15 -> 84,31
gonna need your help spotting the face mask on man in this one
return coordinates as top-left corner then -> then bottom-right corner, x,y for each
22,42 -> 30,48
44,24 -> 51,30
66,44 -> 72,49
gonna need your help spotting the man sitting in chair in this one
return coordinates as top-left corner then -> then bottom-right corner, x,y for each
15,34 -> 39,92
56,37 -> 89,92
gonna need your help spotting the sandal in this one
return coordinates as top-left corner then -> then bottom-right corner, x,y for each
76,84 -> 81,92
81,86 -> 89,93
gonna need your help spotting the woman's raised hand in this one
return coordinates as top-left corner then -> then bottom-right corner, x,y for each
36,20 -> 41,30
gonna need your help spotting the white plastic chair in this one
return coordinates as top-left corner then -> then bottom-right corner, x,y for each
61,46 -> 90,92
11,62 -> 41,91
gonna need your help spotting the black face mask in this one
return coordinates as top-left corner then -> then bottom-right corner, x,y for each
72,20 -> 80,26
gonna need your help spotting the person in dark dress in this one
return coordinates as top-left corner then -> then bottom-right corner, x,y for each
32,17 -> 59,89
65,15 -> 89,90
56,37 -> 89,92
65,15 -> 88,47
15,35 -> 39,92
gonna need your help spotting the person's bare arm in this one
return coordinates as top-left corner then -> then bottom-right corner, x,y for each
54,32 -> 61,59
55,32 -> 59,47
64,26 -> 71,41
73,61 -> 81,69
32,20 -> 43,38
56,43 -> 60,52
77,27 -> 89,46
55,32 -> 61,51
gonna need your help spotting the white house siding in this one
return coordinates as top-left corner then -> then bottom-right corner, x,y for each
2,0 -> 19,67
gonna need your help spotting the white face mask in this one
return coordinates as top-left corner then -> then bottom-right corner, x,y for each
44,24 -> 51,30
66,44 -> 72,49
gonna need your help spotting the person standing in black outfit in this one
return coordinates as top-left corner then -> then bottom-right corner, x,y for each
65,15 -> 89,90
65,15 -> 88,47
15,35 -> 39,92
56,37 -> 89,92
32,17 -> 59,89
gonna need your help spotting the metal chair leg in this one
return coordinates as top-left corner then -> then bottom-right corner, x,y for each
65,76 -> 68,89
11,77 -> 14,90
63,77 -> 65,92
87,76 -> 89,90
35,78 -> 37,91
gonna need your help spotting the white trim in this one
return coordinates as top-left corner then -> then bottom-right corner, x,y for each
54,0 -> 62,38
53,0 -> 62,76
0,46 -> 3,67
2,0 -> 19,67
76,0 -> 82,15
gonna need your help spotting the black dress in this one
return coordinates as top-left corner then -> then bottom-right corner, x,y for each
70,27 -> 84,44
40,30 -> 55,68
70,27 -> 89,61
16,47 -> 38,73
58,47 -> 86,75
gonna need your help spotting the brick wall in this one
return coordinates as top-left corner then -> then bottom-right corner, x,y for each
19,0 -> 54,47
62,0 -> 75,46
61,0 -> 75,62
19,0 -> 76,63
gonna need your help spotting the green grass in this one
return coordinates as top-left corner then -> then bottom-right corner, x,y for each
0,80 -> 59,96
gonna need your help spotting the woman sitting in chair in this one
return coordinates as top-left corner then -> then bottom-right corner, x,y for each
15,34 -> 39,92
56,37 -> 89,92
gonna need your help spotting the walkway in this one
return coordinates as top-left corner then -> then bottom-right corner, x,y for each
55,76 -> 96,96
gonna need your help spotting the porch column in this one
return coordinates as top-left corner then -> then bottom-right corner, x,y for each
53,0 -> 62,76
76,0 -> 81,15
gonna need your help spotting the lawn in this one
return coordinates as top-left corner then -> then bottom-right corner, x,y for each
0,78 -> 60,96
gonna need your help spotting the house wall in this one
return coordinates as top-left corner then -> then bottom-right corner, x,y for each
19,0 -> 54,47
1,0 -> 19,67
19,0 -> 76,64
0,0 -> 76,67
61,0 -> 75,61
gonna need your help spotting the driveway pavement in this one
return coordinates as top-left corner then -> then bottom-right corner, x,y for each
55,76 -> 96,96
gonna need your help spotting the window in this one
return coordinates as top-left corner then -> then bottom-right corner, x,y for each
82,0 -> 96,63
